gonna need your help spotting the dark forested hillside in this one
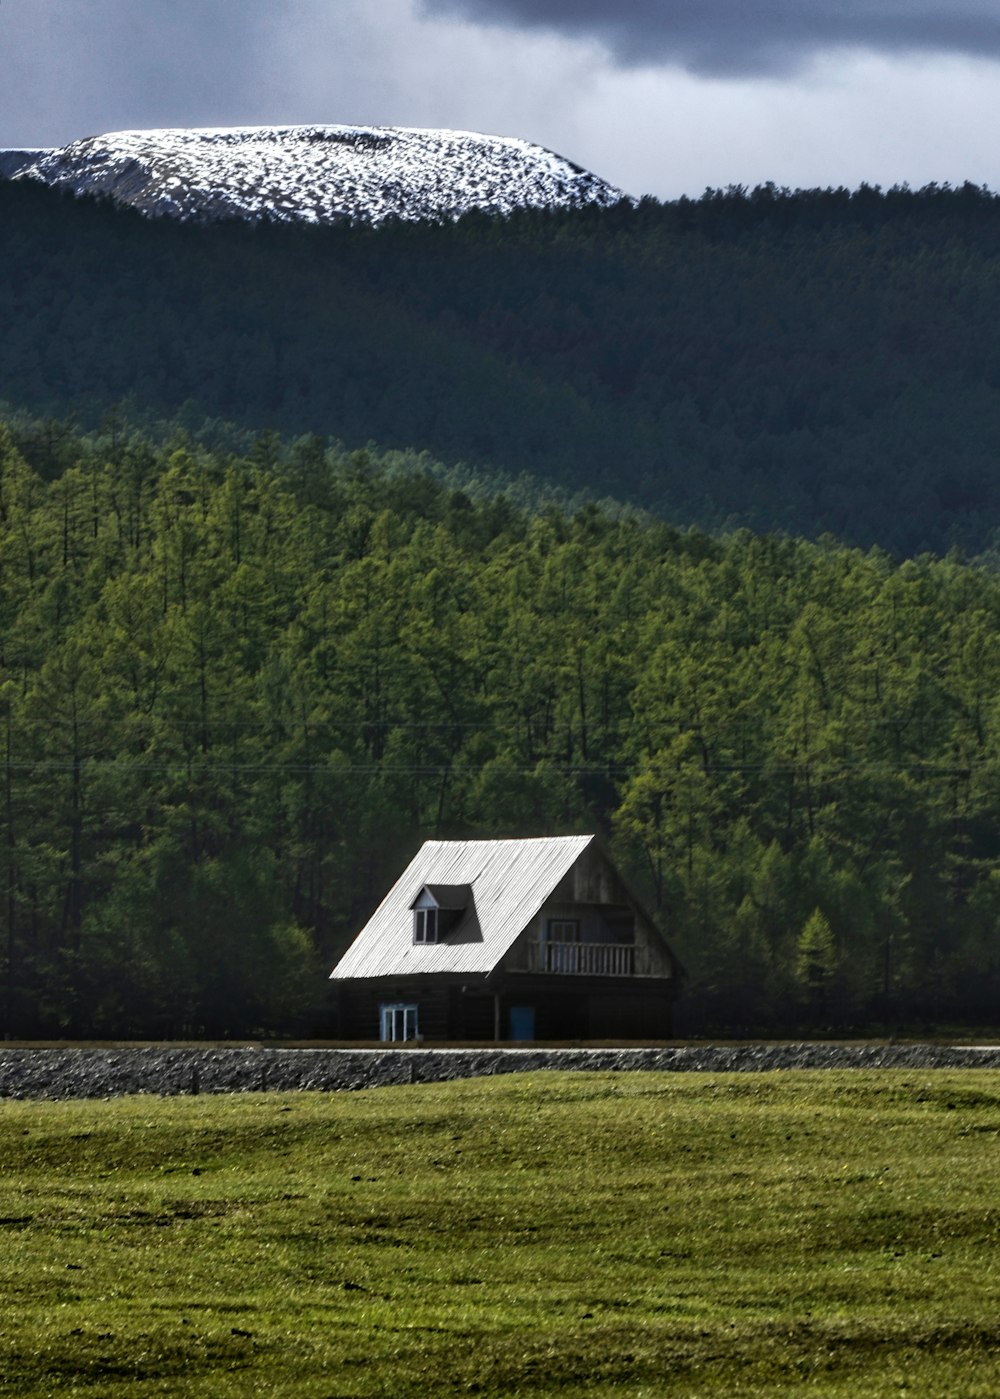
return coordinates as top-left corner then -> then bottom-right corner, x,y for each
5,178 -> 1000,556
3,418 -> 1000,1037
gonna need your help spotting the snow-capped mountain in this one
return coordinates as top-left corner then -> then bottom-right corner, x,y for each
4,124 -> 628,226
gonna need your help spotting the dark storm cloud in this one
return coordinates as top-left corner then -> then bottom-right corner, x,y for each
420,0 -> 1000,75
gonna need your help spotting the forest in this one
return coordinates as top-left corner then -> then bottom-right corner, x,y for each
2,415 -> 1000,1038
6,176 -> 1000,555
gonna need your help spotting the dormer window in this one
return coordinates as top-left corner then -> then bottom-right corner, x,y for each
410,883 -> 471,944
414,907 -> 438,944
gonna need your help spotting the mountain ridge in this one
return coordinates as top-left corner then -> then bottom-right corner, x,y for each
4,123 -> 628,225
5,175 -> 1000,556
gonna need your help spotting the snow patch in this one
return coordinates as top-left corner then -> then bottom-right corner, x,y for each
9,124 -> 629,226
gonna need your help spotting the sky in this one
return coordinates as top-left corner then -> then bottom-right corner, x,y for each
3,0 -> 1000,201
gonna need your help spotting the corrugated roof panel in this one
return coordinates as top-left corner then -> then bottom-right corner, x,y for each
330,835 -> 594,980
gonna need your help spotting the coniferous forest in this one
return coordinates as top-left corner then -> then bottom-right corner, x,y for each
6,177 -> 1000,555
2,417 -> 1000,1037
7,174 -> 1000,1036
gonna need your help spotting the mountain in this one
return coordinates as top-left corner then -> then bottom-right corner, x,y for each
4,123 -> 628,225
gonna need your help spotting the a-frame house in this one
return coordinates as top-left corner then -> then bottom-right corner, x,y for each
329,835 -> 680,1042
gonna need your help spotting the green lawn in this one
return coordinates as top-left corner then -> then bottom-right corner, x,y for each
2,1071 -> 1000,1396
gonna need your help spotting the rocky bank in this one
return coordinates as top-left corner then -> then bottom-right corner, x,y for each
3,1043 -> 1000,1100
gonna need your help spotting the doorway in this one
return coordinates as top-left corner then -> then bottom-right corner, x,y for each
508,1005 -> 536,1041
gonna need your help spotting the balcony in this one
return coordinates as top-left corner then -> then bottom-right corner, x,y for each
528,941 -> 636,977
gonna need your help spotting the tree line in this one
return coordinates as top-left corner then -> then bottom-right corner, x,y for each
1,416 -> 1000,1036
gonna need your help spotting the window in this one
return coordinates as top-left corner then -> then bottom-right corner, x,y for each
546,919 -> 581,944
380,1003 -> 419,1042
544,918 -> 580,973
411,884 -> 469,942
413,907 -> 438,943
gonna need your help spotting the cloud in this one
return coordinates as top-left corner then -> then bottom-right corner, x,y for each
0,0 -> 595,149
419,0 -> 1000,76
0,0 -> 606,170
0,0 -> 283,147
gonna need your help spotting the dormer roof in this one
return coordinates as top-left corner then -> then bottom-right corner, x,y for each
409,883 -> 472,911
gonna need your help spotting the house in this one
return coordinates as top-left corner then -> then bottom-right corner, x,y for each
329,834 -> 680,1042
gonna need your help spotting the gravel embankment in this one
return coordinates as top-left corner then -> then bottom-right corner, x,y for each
3,1043 -> 1000,1100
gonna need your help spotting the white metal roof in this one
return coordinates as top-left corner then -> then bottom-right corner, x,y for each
330,835 -> 595,980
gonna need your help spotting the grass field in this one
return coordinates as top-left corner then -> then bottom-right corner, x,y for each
2,1071 -> 1000,1397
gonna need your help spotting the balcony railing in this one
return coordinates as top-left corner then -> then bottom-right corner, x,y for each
528,942 -> 636,977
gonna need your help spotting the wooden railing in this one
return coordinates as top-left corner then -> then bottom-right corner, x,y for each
529,942 -> 636,977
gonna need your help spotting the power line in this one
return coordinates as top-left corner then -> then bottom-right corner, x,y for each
0,757 -> 992,779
